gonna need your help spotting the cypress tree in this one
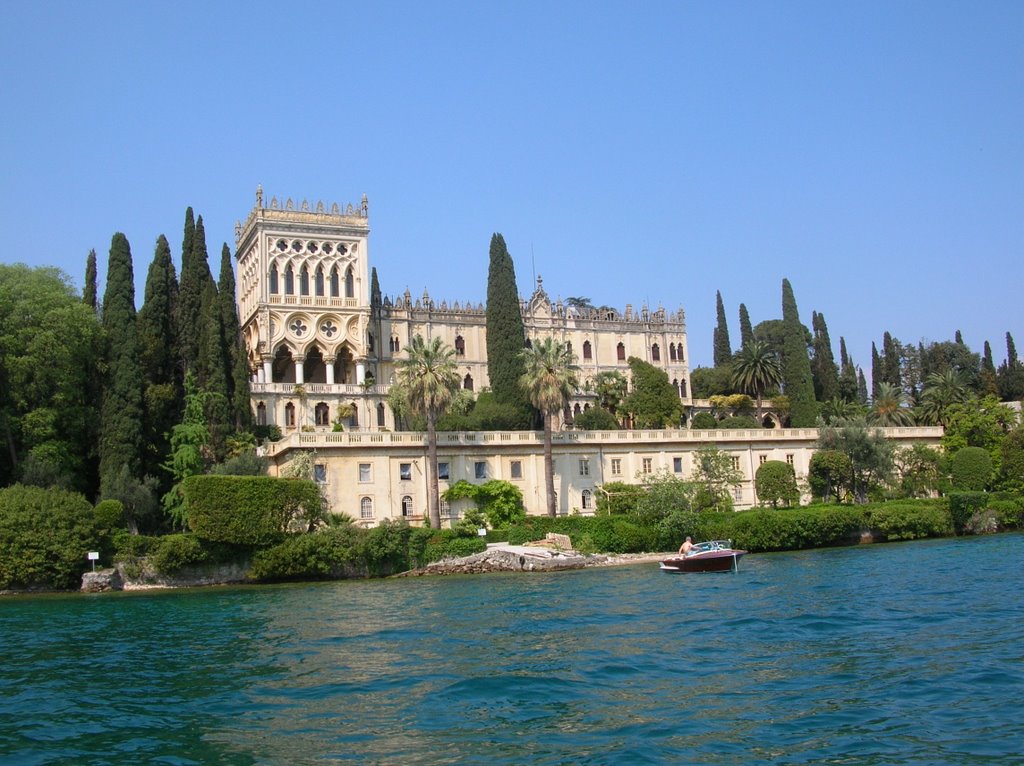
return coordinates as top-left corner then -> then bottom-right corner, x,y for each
979,340 -> 999,396
99,233 -> 145,491
485,233 -> 530,421
857,368 -> 869,404
882,332 -> 902,389
713,291 -> 732,366
137,235 -> 182,482
810,311 -> 839,402
218,243 -> 251,429
780,279 -> 817,426
837,336 -> 858,402
177,209 -> 214,374
83,249 -> 98,311
955,329 -> 964,345
997,332 -> 1024,400
738,303 -> 753,350
871,342 -> 881,399
198,280 -> 232,460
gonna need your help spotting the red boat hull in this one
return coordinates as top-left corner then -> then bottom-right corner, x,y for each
660,550 -> 746,573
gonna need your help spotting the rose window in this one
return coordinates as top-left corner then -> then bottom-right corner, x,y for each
321,320 -> 338,338
289,319 -> 308,337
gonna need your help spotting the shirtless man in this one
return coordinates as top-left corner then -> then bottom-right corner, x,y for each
678,536 -> 696,556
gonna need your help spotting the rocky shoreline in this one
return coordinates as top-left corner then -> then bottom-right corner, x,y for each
396,544 -> 667,576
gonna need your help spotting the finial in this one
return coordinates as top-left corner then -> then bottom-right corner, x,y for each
256,184 -> 263,207
361,194 -> 368,215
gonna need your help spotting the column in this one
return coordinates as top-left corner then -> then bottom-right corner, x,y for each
262,356 -> 273,384
294,355 -> 306,385
325,356 -> 336,385
356,361 -> 366,384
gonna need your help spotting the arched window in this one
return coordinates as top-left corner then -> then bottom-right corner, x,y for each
349,402 -> 358,427
455,335 -> 465,356
680,379 -> 688,397
401,496 -> 414,517
616,342 -> 626,361
652,343 -> 660,362
525,338 -> 532,349
677,344 -> 685,363
284,265 -> 294,295
669,343 -> 677,362
573,403 -> 582,416
463,373 -> 474,391
269,265 -> 279,294
583,340 -> 592,360
566,341 -> 572,355
581,489 -> 593,510
345,267 -> 354,298
330,267 -> 340,297
315,266 -> 325,296
256,402 -> 267,425
377,402 -> 386,427
315,402 -> 330,426
300,265 -> 310,296
368,333 -> 374,352
284,402 -> 296,427
360,497 -> 373,520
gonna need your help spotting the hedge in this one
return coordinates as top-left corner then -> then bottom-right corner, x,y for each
182,475 -> 323,546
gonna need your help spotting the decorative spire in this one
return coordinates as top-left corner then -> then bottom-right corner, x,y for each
256,184 -> 263,207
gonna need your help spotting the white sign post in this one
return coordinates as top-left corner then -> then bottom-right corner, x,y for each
87,551 -> 99,571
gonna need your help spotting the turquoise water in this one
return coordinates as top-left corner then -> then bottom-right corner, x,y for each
2,534 -> 1022,765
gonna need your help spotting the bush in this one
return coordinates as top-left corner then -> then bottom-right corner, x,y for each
183,475 -> 324,546
574,408 -> 620,430
150,534 -> 210,574
866,500 -> 953,540
596,482 -> 648,516
718,415 -> 760,429
249,526 -> 365,582
987,498 -> 1024,529
422,533 -> 488,564
363,520 -> 414,576
690,412 -> 718,430
0,485 -> 100,590
947,492 -> 988,534
951,447 -> 993,491
755,461 -> 800,508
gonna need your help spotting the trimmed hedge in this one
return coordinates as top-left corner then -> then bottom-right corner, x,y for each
183,475 -> 323,546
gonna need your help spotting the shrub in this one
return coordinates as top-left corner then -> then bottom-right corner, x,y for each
596,482 -> 647,516
422,533 -> 488,564
249,526 -> 365,582
443,480 -> 525,528
951,446 -> 993,491
574,407 -> 620,430
866,500 -> 953,540
690,412 -> 718,430
93,499 -> 126,530
755,461 -> 800,508
150,534 -> 210,574
363,520 -> 414,576
718,415 -> 760,429
0,485 -> 100,590
947,492 -> 988,534
987,498 -> 1024,529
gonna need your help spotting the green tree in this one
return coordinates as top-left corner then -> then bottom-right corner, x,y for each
917,369 -> 969,426
574,407 -> 620,430
780,279 -> 817,426
197,280 -> 232,461
0,265 -> 102,493
690,445 -> 742,512
99,233 -> 145,494
689,365 -> 734,398
808,449 -> 852,503
838,337 -> 859,402
83,249 -> 98,311
869,382 -> 915,427
738,303 -> 753,350
941,395 -> 1015,473
397,335 -> 460,528
730,339 -> 781,422
998,426 -> 1024,492
162,374 -> 213,527
519,336 -> 580,517
997,332 -> 1024,400
177,210 -> 214,374
819,397 -> 863,424
624,357 -> 681,428
816,419 -> 894,503
218,243 -> 252,429
811,311 -> 839,402
593,370 -> 628,421
755,460 -> 799,508
443,479 -> 526,528
880,332 -> 903,390
485,233 -> 531,422
979,341 -> 999,396
950,446 -> 992,491
892,444 -> 942,499
713,290 -> 732,367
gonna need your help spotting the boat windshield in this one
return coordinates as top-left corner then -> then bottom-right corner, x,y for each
690,540 -> 731,555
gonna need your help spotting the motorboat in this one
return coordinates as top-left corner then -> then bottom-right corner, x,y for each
660,540 -> 746,573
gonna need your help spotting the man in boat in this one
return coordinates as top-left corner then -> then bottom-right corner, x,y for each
678,537 -> 695,556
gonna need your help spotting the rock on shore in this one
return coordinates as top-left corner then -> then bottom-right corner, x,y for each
398,544 -> 610,576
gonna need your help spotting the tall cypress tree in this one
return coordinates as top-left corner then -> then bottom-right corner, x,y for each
218,243 -> 251,429
871,342 -> 881,399
177,209 -> 213,374
83,249 -> 98,311
997,331 -> 1024,400
738,303 -> 753,350
485,233 -> 530,422
838,336 -> 858,402
811,311 -> 839,402
780,279 -> 817,426
857,368 -> 869,404
979,340 -> 999,396
882,332 -> 902,389
198,280 -> 231,460
99,233 -> 145,491
713,291 -> 732,366
137,235 -> 182,482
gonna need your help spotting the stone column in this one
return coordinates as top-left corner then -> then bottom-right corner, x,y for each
262,356 -> 273,384
325,357 -> 336,385
294,355 -> 306,385
356,361 -> 366,385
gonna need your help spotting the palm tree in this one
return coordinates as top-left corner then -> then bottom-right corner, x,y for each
396,335 -> 460,529
869,382 -> 915,426
520,337 -> 580,517
917,369 -> 968,426
819,397 -> 864,424
730,340 -> 782,423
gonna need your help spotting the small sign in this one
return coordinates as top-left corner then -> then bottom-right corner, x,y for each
477,528 -> 487,537
87,551 -> 99,561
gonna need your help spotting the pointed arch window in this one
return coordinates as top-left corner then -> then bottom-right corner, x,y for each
463,373 -> 474,391
315,266 -> 325,296
652,343 -> 660,362
300,265 -> 310,296
315,402 -> 330,426
566,341 -> 573,355
669,343 -> 677,362
616,342 -> 626,361
256,402 -> 267,425
269,265 -> 279,294
345,267 -> 354,298
284,265 -> 295,295
583,340 -> 592,360
284,402 -> 296,427
377,402 -> 386,427
455,335 -> 465,356
330,267 -> 340,297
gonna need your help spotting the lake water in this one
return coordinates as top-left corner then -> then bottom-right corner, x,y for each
2,533 -> 1022,765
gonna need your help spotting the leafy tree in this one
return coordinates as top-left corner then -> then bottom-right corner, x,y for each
713,290 -> 732,366
485,233 -> 531,421
819,397 -> 863,425
689,365 -> 734,398
811,311 -> 839,402
999,426 -> 1024,492
738,303 -> 753,350
596,481 -> 649,517
816,419 -> 894,503
397,336 -> 460,528
892,444 -> 942,498
942,395 -> 1015,473
979,341 -> 999,396
83,249 -> 98,311
593,370 -> 628,420
99,233 -> 145,494
730,339 -> 781,422
624,357 -> 681,428
443,479 -> 525,528
574,407 -> 620,430
755,460 -> 799,508
869,382 -> 915,426
880,332 -> 903,391
634,469 -> 699,525
177,209 -> 214,374
519,336 -> 579,516
101,464 -> 161,535
997,332 -> 1024,401
808,449 -> 852,503
690,412 -> 718,429
780,279 -> 817,426
950,446 -> 993,491
920,339 -> 980,395
0,265 -> 102,493
690,445 -> 742,512
197,280 -> 232,461
162,374 -> 213,528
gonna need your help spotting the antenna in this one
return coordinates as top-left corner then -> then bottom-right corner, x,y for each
532,243 -> 536,287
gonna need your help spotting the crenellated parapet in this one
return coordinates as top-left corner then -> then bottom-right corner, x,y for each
235,185 -> 369,248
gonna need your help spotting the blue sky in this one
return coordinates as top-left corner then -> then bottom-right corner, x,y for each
2,2 -> 1021,372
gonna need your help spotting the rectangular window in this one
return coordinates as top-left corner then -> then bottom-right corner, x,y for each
359,463 -> 371,482
673,457 -> 683,473
786,454 -> 794,466
314,464 -> 327,483
730,456 -> 740,471
579,458 -> 590,476
642,457 -> 653,474
611,458 -> 622,476
759,454 -> 767,466
438,462 -> 449,481
400,463 -> 412,481
510,460 -> 523,480
474,461 -> 487,480
733,486 -> 743,501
